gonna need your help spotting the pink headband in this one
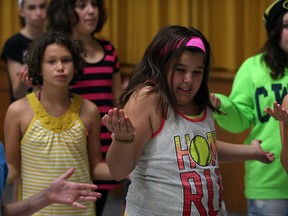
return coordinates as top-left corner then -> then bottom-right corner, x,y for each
160,36 -> 206,56
186,37 -> 206,53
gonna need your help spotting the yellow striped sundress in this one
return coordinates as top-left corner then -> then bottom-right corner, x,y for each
20,92 -> 95,216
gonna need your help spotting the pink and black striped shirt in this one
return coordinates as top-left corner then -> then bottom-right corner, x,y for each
71,39 -> 121,189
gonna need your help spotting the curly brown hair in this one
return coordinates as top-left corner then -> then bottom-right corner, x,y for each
24,31 -> 86,86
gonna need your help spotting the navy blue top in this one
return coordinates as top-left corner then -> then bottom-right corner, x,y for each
0,142 -> 8,215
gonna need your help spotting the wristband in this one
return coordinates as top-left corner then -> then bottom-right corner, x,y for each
111,133 -> 136,144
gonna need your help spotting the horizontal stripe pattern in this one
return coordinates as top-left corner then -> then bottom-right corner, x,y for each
71,79 -> 112,88
70,39 -> 122,189
21,93 -> 95,215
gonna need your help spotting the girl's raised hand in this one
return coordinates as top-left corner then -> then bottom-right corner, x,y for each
265,101 -> 288,123
102,108 -> 135,141
19,65 -> 33,88
209,93 -> 221,109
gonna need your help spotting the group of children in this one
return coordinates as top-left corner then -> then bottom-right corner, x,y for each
2,0 -> 121,215
210,0 -> 288,214
0,0 -> 288,215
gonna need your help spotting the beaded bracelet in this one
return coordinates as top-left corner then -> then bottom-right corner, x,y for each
111,133 -> 136,144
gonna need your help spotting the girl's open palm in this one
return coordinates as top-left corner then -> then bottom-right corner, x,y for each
102,108 -> 135,140
265,101 -> 288,123
47,168 -> 101,209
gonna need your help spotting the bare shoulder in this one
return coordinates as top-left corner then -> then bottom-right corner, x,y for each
125,86 -> 162,133
80,98 -> 100,116
79,98 -> 100,130
6,97 -> 31,116
125,86 -> 159,115
131,86 -> 159,105
5,97 -> 33,134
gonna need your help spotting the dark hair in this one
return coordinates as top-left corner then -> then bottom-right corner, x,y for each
263,0 -> 288,35
262,11 -> 288,79
24,31 -> 86,86
119,25 -> 218,119
46,0 -> 107,36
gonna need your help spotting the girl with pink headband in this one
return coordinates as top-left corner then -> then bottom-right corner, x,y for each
102,25 -> 274,215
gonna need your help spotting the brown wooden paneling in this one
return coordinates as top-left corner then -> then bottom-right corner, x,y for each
0,60 -> 9,142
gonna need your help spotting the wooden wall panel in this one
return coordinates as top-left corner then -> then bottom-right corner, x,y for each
0,61 -> 9,141
0,61 -> 9,142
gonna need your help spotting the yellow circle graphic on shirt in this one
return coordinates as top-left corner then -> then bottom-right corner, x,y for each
190,136 -> 211,166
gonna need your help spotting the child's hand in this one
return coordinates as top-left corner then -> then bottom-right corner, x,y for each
18,65 -> 33,88
250,140 -> 275,164
265,101 -> 288,123
210,93 -> 221,109
102,108 -> 135,141
47,167 -> 101,208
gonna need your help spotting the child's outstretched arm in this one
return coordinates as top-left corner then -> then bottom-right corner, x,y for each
4,100 -> 25,184
217,140 -> 275,164
102,108 -> 137,181
80,99 -> 115,181
265,100 -> 288,173
2,167 -> 101,216
103,89 -> 156,181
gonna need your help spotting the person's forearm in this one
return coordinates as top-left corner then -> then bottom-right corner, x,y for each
91,161 -> 117,181
7,165 -> 19,184
106,140 -> 136,181
3,189 -> 51,216
217,140 -> 256,163
112,72 -> 122,104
